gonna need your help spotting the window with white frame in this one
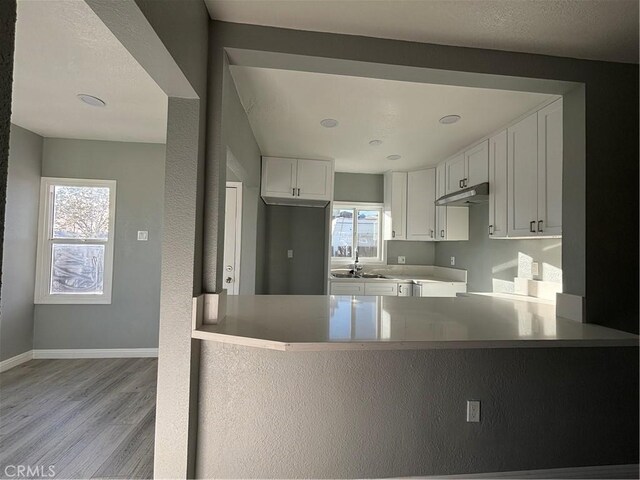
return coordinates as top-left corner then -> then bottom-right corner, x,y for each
34,178 -> 116,304
331,203 -> 384,263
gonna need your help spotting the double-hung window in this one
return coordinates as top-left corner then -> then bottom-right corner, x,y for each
331,203 -> 384,263
34,178 -> 116,304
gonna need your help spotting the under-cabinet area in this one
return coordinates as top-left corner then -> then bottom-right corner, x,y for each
221,62 -> 564,303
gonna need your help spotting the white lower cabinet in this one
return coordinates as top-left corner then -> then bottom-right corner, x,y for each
414,282 -> 467,297
330,282 -> 365,295
364,282 -> 398,296
397,282 -> 413,297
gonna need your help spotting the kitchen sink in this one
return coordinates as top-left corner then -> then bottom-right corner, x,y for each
331,273 -> 388,279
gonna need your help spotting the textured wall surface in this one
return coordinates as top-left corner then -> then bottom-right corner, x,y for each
34,138 -> 165,349
334,172 -> 384,203
197,343 -> 638,478
0,0 -> 17,299
435,203 -> 561,292
222,58 -> 264,294
265,205 -> 326,295
0,125 -> 42,361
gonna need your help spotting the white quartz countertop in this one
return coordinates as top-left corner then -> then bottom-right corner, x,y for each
329,274 -> 465,284
192,294 -> 638,351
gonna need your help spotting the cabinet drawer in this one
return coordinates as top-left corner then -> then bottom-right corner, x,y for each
364,283 -> 398,296
416,282 -> 467,297
330,282 -> 365,295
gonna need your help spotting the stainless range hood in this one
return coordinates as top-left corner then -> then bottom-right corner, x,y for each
435,182 -> 489,207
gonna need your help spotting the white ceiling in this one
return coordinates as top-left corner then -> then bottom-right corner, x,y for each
11,0 -> 167,144
230,66 -> 554,173
206,0 -> 639,64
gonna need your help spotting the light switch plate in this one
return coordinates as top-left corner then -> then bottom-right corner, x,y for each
466,400 -> 480,423
397,256 -> 406,264
137,231 -> 149,241
287,249 -> 294,259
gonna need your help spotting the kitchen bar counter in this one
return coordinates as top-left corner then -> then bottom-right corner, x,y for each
192,294 -> 638,351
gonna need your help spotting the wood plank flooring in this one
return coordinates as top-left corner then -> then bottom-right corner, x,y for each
0,358 -> 157,479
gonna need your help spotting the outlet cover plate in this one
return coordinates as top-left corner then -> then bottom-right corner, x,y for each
397,256 -> 406,264
466,400 -> 480,422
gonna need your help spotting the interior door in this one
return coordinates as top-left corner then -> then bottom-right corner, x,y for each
223,184 -> 241,295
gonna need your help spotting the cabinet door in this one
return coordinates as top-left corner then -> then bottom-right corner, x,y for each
406,169 -> 436,241
537,98 -> 563,236
384,172 -> 407,240
296,159 -> 333,201
507,114 -> 538,237
488,130 -> 508,238
446,154 -> 466,193
418,282 -> 467,297
261,157 -> 296,198
364,282 -> 398,296
466,140 -> 489,186
331,282 -> 365,295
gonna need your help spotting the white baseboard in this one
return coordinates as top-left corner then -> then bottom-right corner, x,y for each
32,348 -> 158,359
0,350 -> 34,372
421,463 -> 639,479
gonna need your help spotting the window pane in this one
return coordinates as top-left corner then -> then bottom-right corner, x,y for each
356,210 -> 380,258
53,185 -> 110,240
51,244 -> 105,294
331,208 -> 354,258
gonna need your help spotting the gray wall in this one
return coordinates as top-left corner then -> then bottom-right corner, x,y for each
0,0 -> 16,302
334,172 -> 383,203
0,124 -> 42,361
265,205 -> 326,295
222,57 -> 264,294
435,203 -> 562,292
387,241 -> 435,265
34,138 -> 165,350
197,343 -> 638,478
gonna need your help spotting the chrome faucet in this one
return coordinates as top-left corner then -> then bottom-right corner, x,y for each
351,248 -> 363,277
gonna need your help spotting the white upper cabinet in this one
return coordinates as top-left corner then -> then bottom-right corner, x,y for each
445,141 -> 489,194
507,113 -> 539,237
446,154 -> 466,193
261,157 -> 296,198
261,156 -> 333,206
465,140 -> 489,186
506,99 -> 563,238
384,171 -> 407,240
488,130 -> 508,238
537,98 -> 563,236
296,158 -> 333,200
406,168 -> 436,241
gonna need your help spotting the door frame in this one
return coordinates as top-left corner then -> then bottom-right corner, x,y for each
225,181 -> 243,294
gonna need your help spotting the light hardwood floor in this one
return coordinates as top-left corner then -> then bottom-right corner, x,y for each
0,358 -> 157,479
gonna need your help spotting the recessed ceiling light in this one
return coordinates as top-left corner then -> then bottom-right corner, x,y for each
387,154 -> 401,161
77,94 -> 106,107
320,118 -> 338,128
369,139 -> 383,146
439,114 -> 461,125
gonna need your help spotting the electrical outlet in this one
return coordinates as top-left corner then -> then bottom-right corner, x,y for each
137,231 -> 148,241
450,256 -> 455,266
466,400 -> 480,423
287,249 -> 294,259
532,261 -> 539,277
397,256 -> 406,264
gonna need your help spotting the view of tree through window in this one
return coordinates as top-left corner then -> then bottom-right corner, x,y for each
331,205 -> 382,261
50,185 -> 110,294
